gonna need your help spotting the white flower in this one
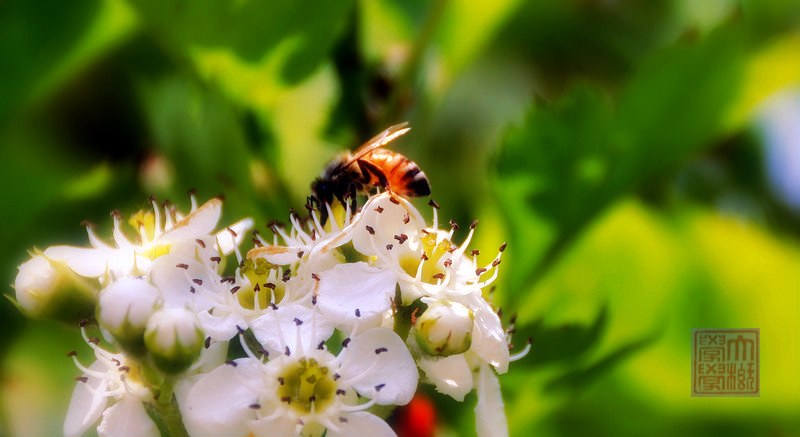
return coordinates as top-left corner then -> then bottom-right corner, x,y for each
97,277 -> 161,346
144,307 -> 205,374
13,254 -> 97,322
64,327 -> 156,437
182,318 -> 418,437
43,196 -> 252,283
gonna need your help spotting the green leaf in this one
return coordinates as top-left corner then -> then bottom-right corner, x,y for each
494,26 -> 745,300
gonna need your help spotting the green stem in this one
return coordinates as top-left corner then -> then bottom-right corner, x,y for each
144,375 -> 189,437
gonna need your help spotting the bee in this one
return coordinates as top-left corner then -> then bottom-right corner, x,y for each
310,122 -> 430,221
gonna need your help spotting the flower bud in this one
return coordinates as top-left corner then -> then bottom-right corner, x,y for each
414,300 -> 474,357
14,254 -> 97,324
98,277 -> 161,352
144,308 -> 204,374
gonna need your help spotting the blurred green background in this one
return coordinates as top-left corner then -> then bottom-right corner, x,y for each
1,0 -> 798,436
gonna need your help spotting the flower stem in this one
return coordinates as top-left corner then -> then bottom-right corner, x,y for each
145,376 -> 189,437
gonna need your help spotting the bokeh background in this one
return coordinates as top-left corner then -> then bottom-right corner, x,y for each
1,0 -> 798,436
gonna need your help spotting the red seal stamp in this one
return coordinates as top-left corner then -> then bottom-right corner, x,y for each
692,329 -> 759,396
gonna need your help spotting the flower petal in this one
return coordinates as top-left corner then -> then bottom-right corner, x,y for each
183,359 -> 262,437
162,198 -> 222,242
467,294 -> 509,373
249,416 -> 301,437
474,363 -> 508,437
418,354 -> 473,401
339,327 -> 418,405
216,218 -> 254,255
96,395 -> 158,437
248,245 -> 306,265
45,246 -> 111,278
327,411 -> 396,437
63,361 -> 109,437
250,303 -> 334,357
352,193 -> 425,257
316,262 -> 396,325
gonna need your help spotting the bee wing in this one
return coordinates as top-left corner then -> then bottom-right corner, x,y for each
343,122 -> 411,168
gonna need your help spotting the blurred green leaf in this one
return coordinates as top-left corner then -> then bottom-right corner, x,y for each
495,26 -> 745,300
128,0 -> 354,85
0,0 -> 136,126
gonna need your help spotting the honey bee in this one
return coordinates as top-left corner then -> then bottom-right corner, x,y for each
310,122 -> 430,221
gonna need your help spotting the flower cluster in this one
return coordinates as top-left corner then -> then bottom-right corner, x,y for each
13,192 -> 527,437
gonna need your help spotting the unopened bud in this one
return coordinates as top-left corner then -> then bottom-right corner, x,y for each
98,277 -> 161,352
144,308 -> 204,374
14,254 -> 97,324
414,300 -> 473,357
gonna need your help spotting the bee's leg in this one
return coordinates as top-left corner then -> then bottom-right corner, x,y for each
348,181 -> 357,213
357,159 -> 390,192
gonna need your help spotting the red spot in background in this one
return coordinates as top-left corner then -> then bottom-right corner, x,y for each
395,393 -> 437,437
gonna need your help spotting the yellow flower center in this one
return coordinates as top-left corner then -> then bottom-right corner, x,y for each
277,357 -> 336,414
238,258 -> 286,309
400,233 -> 451,283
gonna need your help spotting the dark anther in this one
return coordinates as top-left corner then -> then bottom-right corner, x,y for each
282,270 -> 291,282
88,337 -> 100,345
187,188 -> 197,196
311,229 -> 317,241
66,351 -> 77,357
403,214 -> 410,224
492,259 -> 501,267
111,358 -> 121,366
309,395 -> 316,403
375,383 -> 386,392
365,225 -> 375,235
476,267 -> 487,276
195,239 -> 206,248
449,219 -> 459,231
342,338 -> 351,348
119,366 -> 130,373
269,303 -> 278,310
470,220 -> 479,229
176,263 -> 189,270
375,347 -> 388,355
420,253 -> 429,261
499,242 -> 507,252
281,397 -> 291,404
389,197 -> 400,205
394,234 -> 408,244
249,404 -> 261,410
110,209 -> 122,219
230,286 -> 241,294
311,273 -> 320,281
225,361 -> 238,367
265,282 -> 276,290
470,249 -> 480,256
339,417 -> 349,423
285,346 -> 291,356
311,295 -> 318,305
227,227 -> 238,237
254,284 -> 261,292
336,389 -> 346,395
355,308 -> 361,317
497,308 -> 503,318
375,206 -> 384,214
79,319 -> 89,327
297,251 -> 305,258
80,220 -> 95,228
221,276 -> 235,284
433,273 -> 445,280
189,286 -> 196,294
386,244 -> 393,250
210,256 -> 222,263
428,199 -> 440,209
334,373 -> 341,380
205,337 -> 211,349
75,376 -> 89,383
192,279 -> 203,286
236,325 -> 246,334
278,377 -> 285,385
444,259 -> 452,267
317,341 -> 325,350
293,318 -> 303,326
